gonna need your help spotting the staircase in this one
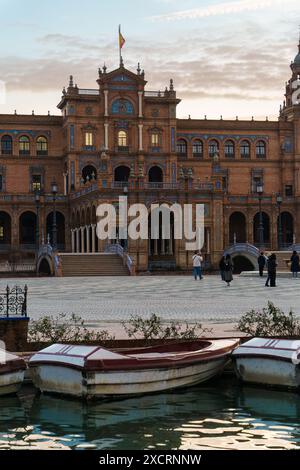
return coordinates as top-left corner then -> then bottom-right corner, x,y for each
271,251 -> 291,272
59,253 -> 130,277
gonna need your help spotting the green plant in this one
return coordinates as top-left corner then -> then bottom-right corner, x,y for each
237,301 -> 300,337
122,313 -> 212,340
28,313 -> 115,344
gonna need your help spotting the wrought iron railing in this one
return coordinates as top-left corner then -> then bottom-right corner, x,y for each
0,285 -> 28,317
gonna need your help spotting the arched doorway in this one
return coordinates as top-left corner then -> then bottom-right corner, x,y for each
38,258 -> 52,276
0,212 -> 12,248
82,165 -> 97,183
253,212 -> 270,245
114,166 -> 130,182
149,166 -> 163,187
19,212 -> 37,246
148,207 -> 175,270
229,212 -> 247,243
279,212 -> 294,246
231,255 -> 255,274
46,212 -> 65,249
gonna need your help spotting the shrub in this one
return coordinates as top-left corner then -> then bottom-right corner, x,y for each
28,313 -> 115,344
237,301 -> 300,337
122,313 -> 212,340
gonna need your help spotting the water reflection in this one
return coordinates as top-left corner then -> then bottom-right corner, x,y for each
0,377 -> 299,450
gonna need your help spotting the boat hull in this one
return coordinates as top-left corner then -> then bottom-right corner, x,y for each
30,356 -> 230,399
234,356 -> 300,390
0,370 -> 25,396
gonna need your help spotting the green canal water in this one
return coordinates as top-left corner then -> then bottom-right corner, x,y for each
0,377 -> 300,450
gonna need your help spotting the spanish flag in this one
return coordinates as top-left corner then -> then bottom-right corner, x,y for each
119,25 -> 125,50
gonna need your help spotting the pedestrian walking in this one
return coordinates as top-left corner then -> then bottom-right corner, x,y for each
267,253 -> 277,287
219,256 -> 226,281
257,251 -> 267,277
265,255 -> 270,286
223,254 -> 233,287
192,251 -> 203,280
290,250 -> 300,278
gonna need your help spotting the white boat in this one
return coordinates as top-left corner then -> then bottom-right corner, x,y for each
232,338 -> 300,390
28,339 -> 239,399
0,349 -> 26,396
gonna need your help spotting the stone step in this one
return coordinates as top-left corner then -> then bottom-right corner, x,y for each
59,253 -> 129,277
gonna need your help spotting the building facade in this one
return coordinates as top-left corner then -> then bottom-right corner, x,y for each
1,40 -> 300,273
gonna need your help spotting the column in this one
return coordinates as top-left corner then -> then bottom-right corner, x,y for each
161,238 -> 165,255
81,227 -> 85,254
71,229 -> 75,253
104,90 -> 109,117
154,239 -> 158,256
91,224 -> 96,253
138,91 -> 143,118
138,124 -> 143,151
86,225 -> 90,253
168,232 -> 173,255
76,228 -> 80,253
104,123 -> 109,150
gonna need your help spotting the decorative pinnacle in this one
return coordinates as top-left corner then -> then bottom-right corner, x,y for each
170,78 -> 174,91
137,63 -> 141,75
69,75 -> 74,87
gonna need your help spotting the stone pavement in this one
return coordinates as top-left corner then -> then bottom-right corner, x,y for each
3,274 -> 300,334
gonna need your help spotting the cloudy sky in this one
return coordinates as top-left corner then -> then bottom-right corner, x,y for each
0,0 -> 300,119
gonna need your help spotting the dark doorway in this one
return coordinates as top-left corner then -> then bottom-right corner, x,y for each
19,212 -> 36,245
0,211 -> 12,246
82,165 -> 97,183
232,255 -> 255,274
253,212 -> 270,245
149,166 -> 163,183
229,212 -> 247,244
46,212 -> 66,249
114,166 -> 130,182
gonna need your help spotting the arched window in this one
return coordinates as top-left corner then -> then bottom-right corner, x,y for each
36,136 -> 48,156
240,140 -> 250,158
118,130 -> 128,149
82,165 -> 97,184
149,166 -> 163,183
256,140 -> 266,158
176,139 -> 187,155
192,140 -> 203,157
114,166 -> 130,182
112,99 -> 134,115
208,140 -> 219,158
225,140 -> 235,158
1,135 -> 13,155
19,136 -> 30,155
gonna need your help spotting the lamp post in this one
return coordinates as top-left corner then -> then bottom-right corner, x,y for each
51,179 -> 58,251
256,183 -> 264,248
34,189 -> 41,273
276,193 -> 283,250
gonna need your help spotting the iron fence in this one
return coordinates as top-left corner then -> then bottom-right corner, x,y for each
0,285 -> 28,317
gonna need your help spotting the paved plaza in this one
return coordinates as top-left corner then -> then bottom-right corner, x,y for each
3,275 -> 300,330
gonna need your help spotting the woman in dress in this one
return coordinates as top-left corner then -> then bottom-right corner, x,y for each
223,254 -> 233,287
290,250 -> 300,278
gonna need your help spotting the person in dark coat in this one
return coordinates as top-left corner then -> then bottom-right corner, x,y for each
219,256 -> 226,281
257,251 -> 267,277
223,254 -> 233,287
267,253 -> 277,287
290,250 -> 300,278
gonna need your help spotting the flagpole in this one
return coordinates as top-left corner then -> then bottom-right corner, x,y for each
119,24 -> 122,67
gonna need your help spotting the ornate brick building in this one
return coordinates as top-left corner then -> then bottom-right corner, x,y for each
1,40 -> 300,274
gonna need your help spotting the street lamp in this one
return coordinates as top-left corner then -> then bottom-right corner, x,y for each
51,179 -> 58,251
34,189 -> 41,250
276,193 -> 283,250
256,183 -> 264,248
